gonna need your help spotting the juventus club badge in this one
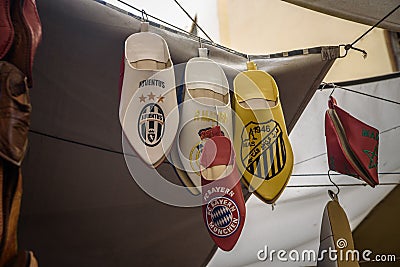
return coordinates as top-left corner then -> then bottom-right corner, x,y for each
138,103 -> 165,147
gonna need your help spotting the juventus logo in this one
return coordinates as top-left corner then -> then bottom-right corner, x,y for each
138,103 -> 165,147
240,120 -> 286,180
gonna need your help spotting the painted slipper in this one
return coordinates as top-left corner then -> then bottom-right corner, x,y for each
168,138 -> 201,195
0,62 -> 30,166
175,57 -> 233,189
168,126 -> 226,196
0,0 -> 13,60
233,61 -> 293,204
200,133 -> 246,251
7,251 -> 39,267
120,32 -> 179,167
5,0 -> 42,88
325,96 -> 379,187
317,196 -> 359,267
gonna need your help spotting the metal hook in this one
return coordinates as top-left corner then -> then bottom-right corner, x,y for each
338,44 -> 367,59
320,82 -> 328,92
338,44 -> 348,58
198,36 -> 209,57
327,170 -> 340,201
141,9 -> 148,22
215,107 -> 219,126
329,84 -> 336,97
320,82 -> 336,96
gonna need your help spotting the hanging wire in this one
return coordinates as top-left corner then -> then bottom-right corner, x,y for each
319,82 -> 330,92
339,3 -> 400,58
173,0 -> 214,42
381,124 -> 400,134
30,128 -> 400,188
198,36 -> 203,48
216,107 -> 220,127
319,84 -> 400,105
351,4 -> 400,47
339,44 -> 367,59
327,169 -> 340,197
141,9 -> 148,22
116,0 -> 200,39
286,183 -> 399,188
329,84 -> 336,97
294,153 -> 326,165
294,122 -> 400,167
28,129 -> 138,158
108,0 -> 326,61
29,130 -> 400,188
291,172 -> 400,177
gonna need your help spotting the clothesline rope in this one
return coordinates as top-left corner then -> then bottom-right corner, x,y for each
102,0 -> 329,60
293,123 -> 400,166
172,0 -> 213,42
286,183 -> 399,188
28,130 -> 400,188
292,172 -> 400,177
339,3 -> 400,58
320,83 -> 400,105
350,4 -> 400,47
109,0 -> 400,61
115,0 -> 197,39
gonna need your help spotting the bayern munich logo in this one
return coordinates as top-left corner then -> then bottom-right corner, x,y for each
206,197 -> 240,237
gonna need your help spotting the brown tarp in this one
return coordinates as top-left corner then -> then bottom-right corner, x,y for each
18,0 -> 337,266
283,0 -> 400,32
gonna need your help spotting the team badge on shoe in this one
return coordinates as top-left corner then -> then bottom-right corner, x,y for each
175,57 -> 233,190
317,197 -> 359,267
233,61 -> 293,204
200,132 -> 246,251
325,96 -> 379,187
120,32 -> 179,167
